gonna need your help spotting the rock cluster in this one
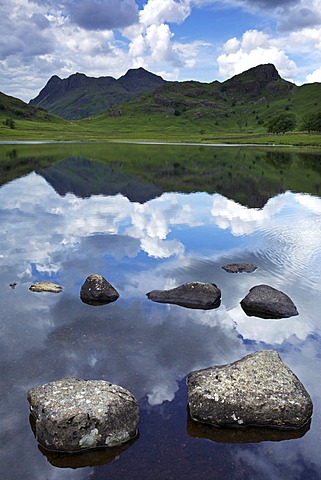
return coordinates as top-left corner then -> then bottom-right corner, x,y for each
28,378 -> 139,452
187,350 -> 312,430
26,261 -> 311,453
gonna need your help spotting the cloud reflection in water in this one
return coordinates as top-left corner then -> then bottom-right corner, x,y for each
1,172 -> 321,479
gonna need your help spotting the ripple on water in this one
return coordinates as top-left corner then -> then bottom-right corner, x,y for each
252,213 -> 321,290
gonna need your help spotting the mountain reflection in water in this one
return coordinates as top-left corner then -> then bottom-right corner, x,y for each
1,144 -> 321,480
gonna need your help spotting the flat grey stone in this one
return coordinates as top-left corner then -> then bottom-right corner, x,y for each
80,274 -> 119,305
222,263 -> 257,273
28,378 -> 139,452
29,281 -> 62,293
146,282 -> 221,309
187,350 -> 312,430
240,284 -> 298,318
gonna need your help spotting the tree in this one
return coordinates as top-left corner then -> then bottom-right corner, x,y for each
265,113 -> 296,134
301,112 -> 321,132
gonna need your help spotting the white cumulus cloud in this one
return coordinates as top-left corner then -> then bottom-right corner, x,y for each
140,0 -> 191,26
306,67 -> 321,82
217,29 -> 298,80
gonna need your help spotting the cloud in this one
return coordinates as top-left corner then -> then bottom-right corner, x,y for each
217,29 -> 298,80
0,2 -> 54,60
278,5 -> 321,31
306,66 -> 321,82
241,0 -> 299,8
65,0 -> 139,30
193,0 -> 300,12
1,0 -> 321,103
140,0 -> 191,26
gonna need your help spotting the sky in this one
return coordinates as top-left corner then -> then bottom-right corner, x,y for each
1,0 -> 321,102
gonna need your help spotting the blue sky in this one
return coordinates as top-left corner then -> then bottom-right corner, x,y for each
1,0 -> 321,102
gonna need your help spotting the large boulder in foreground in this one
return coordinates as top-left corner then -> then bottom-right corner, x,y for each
146,282 -> 221,309
80,274 -> 119,305
28,378 -> 139,452
240,284 -> 298,318
188,350 -> 312,430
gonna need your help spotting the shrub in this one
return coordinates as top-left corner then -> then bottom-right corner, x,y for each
3,118 -> 15,129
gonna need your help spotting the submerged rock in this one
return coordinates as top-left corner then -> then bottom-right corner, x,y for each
80,274 -> 119,305
221,263 -> 257,273
146,282 -> 221,309
188,350 -> 312,430
28,378 -> 139,452
29,281 -> 62,293
36,435 -> 138,468
187,412 -> 311,443
240,284 -> 298,318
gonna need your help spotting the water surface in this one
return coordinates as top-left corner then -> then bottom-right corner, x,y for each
1,144 -> 321,479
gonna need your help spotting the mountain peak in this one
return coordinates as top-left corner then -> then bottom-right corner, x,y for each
221,63 -> 293,98
231,63 -> 281,83
118,68 -> 165,92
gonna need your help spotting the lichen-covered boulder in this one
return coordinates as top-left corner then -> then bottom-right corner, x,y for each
80,274 -> 119,305
28,378 -> 139,452
240,284 -> 298,318
187,350 -> 312,430
221,263 -> 257,273
29,281 -> 62,293
146,282 -> 221,309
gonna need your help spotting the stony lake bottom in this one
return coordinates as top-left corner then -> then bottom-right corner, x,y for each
1,142 -> 321,479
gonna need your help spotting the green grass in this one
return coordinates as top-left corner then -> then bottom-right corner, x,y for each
1,113 -> 321,147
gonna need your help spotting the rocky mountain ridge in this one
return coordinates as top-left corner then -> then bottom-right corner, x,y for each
29,67 -> 165,120
29,63 -> 295,120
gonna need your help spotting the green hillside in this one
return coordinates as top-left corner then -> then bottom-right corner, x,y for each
1,64 -> 321,146
0,92 -> 61,122
105,64 -> 318,136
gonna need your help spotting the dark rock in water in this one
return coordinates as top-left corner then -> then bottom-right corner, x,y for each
27,378 -> 139,452
240,284 -> 298,318
187,350 -> 313,430
146,282 -> 221,309
221,263 -> 257,273
80,274 -> 119,305
29,281 -> 62,293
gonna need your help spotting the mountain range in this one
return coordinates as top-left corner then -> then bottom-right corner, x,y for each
29,67 -> 165,120
27,64 -> 318,126
1,63 -> 321,135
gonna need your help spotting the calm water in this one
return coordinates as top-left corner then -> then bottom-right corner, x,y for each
1,143 -> 321,479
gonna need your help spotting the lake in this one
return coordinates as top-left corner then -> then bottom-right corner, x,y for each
1,142 -> 321,479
